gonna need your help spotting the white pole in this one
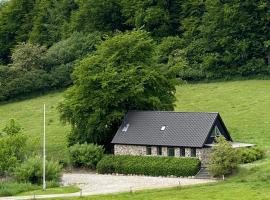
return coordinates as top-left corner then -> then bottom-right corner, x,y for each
43,104 -> 46,191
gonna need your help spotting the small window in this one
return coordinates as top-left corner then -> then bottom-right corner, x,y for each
122,123 -> 129,132
167,147 -> 175,157
180,148 -> 185,157
146,146 -> 152,155
211,126 -> 221,137
161,126 -> 166,131
157,146 -> 162,155
191,148 -> 196,157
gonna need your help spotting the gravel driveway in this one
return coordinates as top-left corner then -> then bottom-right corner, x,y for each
62,173 -> 215,195
0,173 -> 215,200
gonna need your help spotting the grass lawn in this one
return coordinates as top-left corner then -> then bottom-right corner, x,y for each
17,186 -> 80,196
0,91 -> 70,161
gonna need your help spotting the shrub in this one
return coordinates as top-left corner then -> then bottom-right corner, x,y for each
0,181 -> 38,197
0,134 -> 27,176
236,147 -> 264,164
206,137 -> 238,177
13,156 -> 62,184
96,155 -> 200,177
69,143 -> 104,169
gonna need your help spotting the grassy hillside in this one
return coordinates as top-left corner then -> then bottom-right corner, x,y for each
175,79 -> 270,148
0,79 -> 269,160
0,91 -> 70,161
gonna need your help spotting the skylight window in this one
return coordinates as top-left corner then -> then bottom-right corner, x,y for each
161,126 -> 166,131
122,123 -> 129,132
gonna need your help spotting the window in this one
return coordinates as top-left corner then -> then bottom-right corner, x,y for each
122,123 -> 129,132
180,148 -> 185,157
146,146 -> 152,155
161,126 -> 166,131
167,147 -> 175,157
191,148 -> 196,157
157,146 -> 162,155
211,126 -> 221,137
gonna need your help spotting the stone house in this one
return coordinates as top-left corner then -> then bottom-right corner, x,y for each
111,111 -> 234,164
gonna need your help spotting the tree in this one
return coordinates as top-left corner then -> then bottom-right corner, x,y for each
0,0 -> 35,64
206,136 -> 238,179
59,30 -> 177,149
11,42 -> 46,71
68,0 -> 126,34
181,0 -> 270,78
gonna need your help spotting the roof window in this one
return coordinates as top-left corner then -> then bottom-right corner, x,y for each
161,125 -> 166,131
122,123 -> 129,132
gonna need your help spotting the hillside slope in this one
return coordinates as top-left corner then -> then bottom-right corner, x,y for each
175,79 -> 270,148
0,91 -> 70,160
0,79 -> 269,160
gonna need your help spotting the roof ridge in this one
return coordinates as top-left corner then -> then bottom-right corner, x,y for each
128,110 -> 219,114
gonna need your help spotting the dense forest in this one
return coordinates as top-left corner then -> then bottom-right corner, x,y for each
1,0 -> 270,102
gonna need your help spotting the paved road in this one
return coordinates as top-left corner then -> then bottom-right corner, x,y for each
0,173 -> 215,200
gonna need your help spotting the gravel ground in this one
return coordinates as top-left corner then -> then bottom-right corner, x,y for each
62,173 -> 215,195
0,173 -> 215,200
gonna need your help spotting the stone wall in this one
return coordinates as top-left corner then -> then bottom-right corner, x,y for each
114,144 -> 146,155
114,144 -> 211,163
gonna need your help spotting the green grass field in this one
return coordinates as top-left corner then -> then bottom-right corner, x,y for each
1,79 -> 270,200
0,91 -> 70,160
175,79 -> 270,148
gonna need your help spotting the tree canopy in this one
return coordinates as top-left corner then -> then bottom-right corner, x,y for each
59,30 -> 177,148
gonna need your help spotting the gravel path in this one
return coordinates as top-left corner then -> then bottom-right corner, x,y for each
0,173 -> 215,200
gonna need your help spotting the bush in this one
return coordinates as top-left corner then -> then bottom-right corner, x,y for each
0,181 -> 38,197
236,147 -> 264,164
206,137 -> 238,177
13,156 -> 62,184
0,134 -> 27,176
96,155 -> 200,177
69,143 -> 104,169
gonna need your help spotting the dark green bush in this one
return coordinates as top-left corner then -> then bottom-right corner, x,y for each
13,156 -> 62,184
69,143 -> 104,169
97,155 -> 200,177
236,147 -> 264,164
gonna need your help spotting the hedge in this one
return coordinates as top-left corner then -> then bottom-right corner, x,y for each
96,155 -> 201,177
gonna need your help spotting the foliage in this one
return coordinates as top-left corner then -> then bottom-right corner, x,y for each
0,181 -> 38,197
206,136 -> 239,177
11,42 -> 46,71
97,155 -> 200,177
0,133 -> 27,176
236,147 -> 264,164
69,143 -> 104,169
2,119 -> 22,135
59,30 -> 177,148
44,32 -> 102,68
181,0 -> 270,79
13,155 -> 62,184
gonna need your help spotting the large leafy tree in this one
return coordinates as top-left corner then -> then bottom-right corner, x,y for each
59,30 -> 177,149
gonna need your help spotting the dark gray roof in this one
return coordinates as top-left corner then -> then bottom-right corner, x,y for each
111,111 -> 228,148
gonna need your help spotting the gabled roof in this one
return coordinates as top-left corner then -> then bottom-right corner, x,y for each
111,111 -> 231,148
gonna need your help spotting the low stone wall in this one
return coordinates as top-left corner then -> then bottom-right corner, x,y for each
114,144 -> 211,163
